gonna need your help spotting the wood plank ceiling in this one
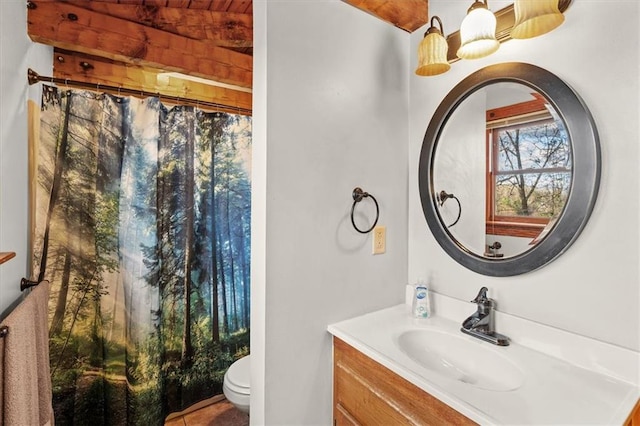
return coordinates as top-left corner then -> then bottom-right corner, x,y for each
26,0 -> 427,113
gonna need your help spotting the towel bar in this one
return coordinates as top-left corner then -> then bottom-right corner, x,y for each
20,278 -> 39,292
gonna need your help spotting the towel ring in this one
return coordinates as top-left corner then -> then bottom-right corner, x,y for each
437,190 -> 462,228
351,187 -> 379,234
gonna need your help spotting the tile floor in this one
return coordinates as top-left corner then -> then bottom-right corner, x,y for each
165,398 -> 249,426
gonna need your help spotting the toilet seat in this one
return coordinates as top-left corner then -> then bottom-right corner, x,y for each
224,355 -> 250,395
223,355 -> 250,414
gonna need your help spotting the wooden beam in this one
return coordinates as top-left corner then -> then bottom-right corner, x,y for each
28,1 -> 252,88
52,49 -> 252,112
342,0 -> 428,33
59,0 -> 252,49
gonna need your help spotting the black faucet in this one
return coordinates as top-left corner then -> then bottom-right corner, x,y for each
461,287 -> 509,346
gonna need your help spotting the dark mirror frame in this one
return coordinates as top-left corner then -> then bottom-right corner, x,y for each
418,63 -> 601,276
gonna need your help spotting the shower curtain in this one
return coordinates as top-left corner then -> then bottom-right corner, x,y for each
32,85 -> 251,425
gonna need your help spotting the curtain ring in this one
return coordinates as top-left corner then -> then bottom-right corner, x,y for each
350,187 -> 379,234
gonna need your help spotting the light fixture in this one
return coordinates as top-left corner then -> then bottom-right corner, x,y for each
415,16 -> 450,77
457,0 -> 499,60
511,0 -> 565,39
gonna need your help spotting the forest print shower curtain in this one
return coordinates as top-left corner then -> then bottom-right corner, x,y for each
32,86 -> 251,425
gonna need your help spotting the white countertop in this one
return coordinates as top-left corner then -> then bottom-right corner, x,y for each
328,297 -> 640,425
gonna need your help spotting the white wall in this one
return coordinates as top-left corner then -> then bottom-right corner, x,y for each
0,1 -> 52,317
253,0 -> 409,424
433,91 -> 485,252
409,1 -> 640,352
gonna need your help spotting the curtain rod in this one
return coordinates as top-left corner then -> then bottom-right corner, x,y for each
27,68 -> 252,116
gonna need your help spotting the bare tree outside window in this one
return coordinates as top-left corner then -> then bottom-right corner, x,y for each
492,117 -> 571,219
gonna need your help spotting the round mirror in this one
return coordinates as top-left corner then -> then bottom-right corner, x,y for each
419,63 -> 600,276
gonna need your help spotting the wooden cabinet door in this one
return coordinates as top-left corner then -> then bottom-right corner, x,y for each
625,400 -> 640,426
333,337 -> 476,426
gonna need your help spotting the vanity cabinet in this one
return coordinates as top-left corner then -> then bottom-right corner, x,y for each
333,337 -> 476,425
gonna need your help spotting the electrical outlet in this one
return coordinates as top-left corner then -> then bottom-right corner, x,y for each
372,225 -> 386,255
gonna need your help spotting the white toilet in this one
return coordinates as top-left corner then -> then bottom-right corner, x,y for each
223,355 -> 250,414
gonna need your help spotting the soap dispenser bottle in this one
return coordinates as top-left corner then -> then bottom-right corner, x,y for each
412,280 -> 430,319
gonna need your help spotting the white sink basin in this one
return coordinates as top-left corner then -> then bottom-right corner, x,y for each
397,329 -> 525,391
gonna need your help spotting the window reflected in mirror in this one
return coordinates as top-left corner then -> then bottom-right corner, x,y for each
486,90 -> 571,242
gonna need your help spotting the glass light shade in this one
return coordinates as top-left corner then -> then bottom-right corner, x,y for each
415,30 -> 450,76
511,0 -> 565,39
457,5 -> 499,60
